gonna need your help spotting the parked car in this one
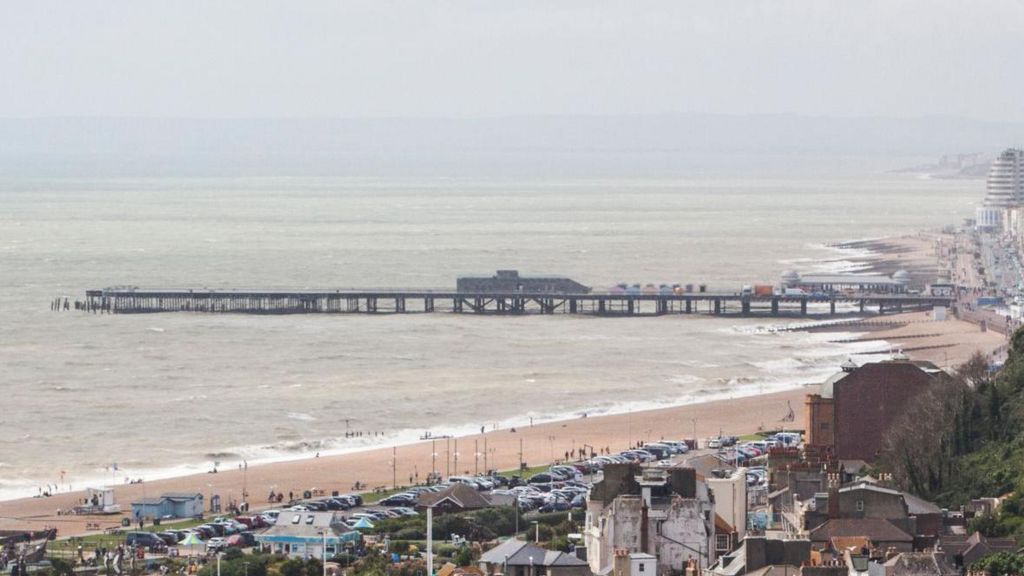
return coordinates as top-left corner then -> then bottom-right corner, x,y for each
380,493 -> 417,506
206,537 -> 228,553
126,531 -> 166,551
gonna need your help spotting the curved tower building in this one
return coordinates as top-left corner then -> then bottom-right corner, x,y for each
977,148 -> 1024,230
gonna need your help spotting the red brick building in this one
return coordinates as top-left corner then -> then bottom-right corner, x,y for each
804,359 -> 947,462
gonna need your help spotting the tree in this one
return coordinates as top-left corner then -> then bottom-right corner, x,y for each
973,551 -> 1024,576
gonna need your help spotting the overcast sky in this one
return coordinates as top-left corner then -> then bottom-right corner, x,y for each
2,1 -> 1023,121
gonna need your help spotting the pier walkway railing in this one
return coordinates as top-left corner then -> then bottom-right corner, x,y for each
60,288 -> 954,318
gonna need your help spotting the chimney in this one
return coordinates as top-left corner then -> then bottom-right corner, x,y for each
827,487 -> 840,519
641,499 -> 650,553
614,549 -> 630,576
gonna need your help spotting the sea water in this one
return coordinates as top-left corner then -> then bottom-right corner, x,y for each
0,174 -> 978,499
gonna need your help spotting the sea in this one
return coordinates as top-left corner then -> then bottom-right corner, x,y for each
0,172 -> 980,500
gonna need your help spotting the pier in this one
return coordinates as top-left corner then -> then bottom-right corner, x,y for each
69,288 -> 952,317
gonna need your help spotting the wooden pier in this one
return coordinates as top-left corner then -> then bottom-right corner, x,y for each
69,288 -> 953,318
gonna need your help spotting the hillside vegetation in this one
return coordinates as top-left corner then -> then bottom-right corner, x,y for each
879,331 -> 1024,537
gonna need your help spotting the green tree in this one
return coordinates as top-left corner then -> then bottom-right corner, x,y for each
973,552 -> 1024,576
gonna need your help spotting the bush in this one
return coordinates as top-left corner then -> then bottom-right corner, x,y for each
433,544 -> 459,558
454,547 -> 474,567
393,527 -> 426,540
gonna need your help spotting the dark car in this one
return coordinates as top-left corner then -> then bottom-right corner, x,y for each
380,494 -> 416,507
125,531 -> 165,551
155,532 -> 179,546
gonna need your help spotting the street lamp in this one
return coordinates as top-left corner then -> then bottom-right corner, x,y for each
320,530 -> 328,576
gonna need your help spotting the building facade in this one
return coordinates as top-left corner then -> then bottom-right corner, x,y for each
584,465 -> 716,575
803,360 -> 948,462
976,148 -> 1024,231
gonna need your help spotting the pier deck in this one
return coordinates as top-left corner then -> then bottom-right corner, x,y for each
69,288 -> 952,317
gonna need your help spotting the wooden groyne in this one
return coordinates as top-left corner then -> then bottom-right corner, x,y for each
63,288 -> 953,318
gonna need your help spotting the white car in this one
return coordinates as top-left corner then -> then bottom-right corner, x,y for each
206,537 -> 227,552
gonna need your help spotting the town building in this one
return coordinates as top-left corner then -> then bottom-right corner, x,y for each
254,511 -> 360,559
706,468 -> 748,550
456,270 -> 591,294
479,539 -> 590,576
130,492 -> 203,521
799,483 -> 942,549
976,148 -> 1024,231
937,532 -> 1017,570
584,464 -> 716,575
808,518 -> 914,554
803,359 -> 949,462
706,536 -> 812,576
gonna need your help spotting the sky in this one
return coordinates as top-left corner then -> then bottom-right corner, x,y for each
1,1 -> 1023,121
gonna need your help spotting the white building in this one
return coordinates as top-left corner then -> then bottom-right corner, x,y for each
585,465 -> 715,576
706,468 -> 747,545
976,148 -> 1024,231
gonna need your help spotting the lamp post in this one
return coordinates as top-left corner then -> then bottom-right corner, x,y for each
321,530 -> 327,576
426,505 -> 434,576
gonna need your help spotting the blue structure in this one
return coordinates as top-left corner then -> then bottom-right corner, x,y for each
131,492 -> 204,520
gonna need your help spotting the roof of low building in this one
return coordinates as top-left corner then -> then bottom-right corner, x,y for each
809,518 -> 913,543
162,492 -> 203,500
901,492 -> 942,515
882,552 -> 957,576
479,539 -> 586,567
418,483 -> 494,509
799,274 -> 901,286
258,511 -> 348,539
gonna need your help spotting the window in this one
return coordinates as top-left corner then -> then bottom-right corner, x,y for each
856,500 -> 864,512
820,423 -> 830,432
638,563 -> 645,573
716,534 -> 731,552
306,515 -> 315,525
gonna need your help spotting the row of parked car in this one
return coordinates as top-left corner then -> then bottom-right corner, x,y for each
126,515 -> 264,552
496,481 -> 590,512
281,493 -> 364,513
377,474 -> 516,507
711,432 -> 802,465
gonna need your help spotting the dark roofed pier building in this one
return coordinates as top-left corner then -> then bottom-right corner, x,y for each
456,270 -> 591,294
